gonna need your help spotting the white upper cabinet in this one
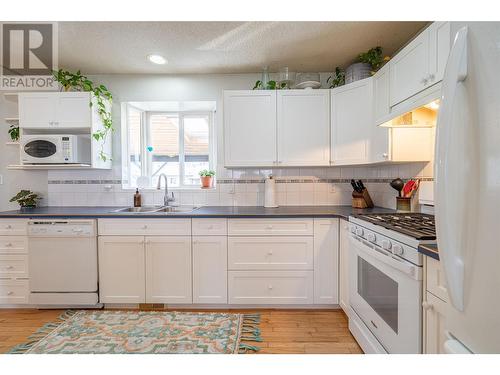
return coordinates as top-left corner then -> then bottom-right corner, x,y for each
373,63 -> 391,126
19,92 -> 93,129
331,78 -> 373,165
277,90 -> 330,166
224,90 -> 277,167
390,22 -> 450,106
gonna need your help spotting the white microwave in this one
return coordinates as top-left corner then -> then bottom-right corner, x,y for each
21,135 -> 91,164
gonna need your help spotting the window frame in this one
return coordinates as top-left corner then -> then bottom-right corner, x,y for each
122,104 -> 214,190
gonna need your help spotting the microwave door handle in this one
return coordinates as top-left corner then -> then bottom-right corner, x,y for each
435,26 -> 474,312
350,236 -> 420,280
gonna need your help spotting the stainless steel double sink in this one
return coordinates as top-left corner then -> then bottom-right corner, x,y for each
110,206 -> 200,214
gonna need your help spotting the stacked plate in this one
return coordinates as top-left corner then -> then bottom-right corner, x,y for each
294,72 -> 321,89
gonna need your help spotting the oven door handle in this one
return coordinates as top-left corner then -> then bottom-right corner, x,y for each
350,235 -> 421,280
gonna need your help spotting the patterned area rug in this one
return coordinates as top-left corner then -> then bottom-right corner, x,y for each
9,310 -> 262,354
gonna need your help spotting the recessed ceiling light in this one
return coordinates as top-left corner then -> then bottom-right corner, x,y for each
147,54 -> 167,65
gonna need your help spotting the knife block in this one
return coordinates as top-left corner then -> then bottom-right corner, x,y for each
352,189 -> 374,209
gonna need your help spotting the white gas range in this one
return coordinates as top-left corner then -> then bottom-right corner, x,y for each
347,213 -> 436,354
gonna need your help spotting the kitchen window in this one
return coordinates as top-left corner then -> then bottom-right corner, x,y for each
122,102 -> 215,189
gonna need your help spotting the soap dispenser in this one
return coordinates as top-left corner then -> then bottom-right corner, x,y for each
134,188 -> 142,207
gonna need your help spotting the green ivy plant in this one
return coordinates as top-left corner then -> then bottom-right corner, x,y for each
358,46 -> 390,73
8,124 -> 19,142
9,190 -> 41,208
327,67 -> 346,88
52,69 -> 113,161
199,169 -> 216,177
253,80 -> 287,90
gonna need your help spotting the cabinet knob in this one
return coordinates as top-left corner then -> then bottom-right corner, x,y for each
422,301 -> 433,311
7,291 -> 14,295
267,285 -> 273,290
382,153 -> 388,159
267,250 -> 273,256
5,225 -> 12,229
6,265 -> 14,269
421,77 -> 428,85
266,225 -> 273,230
5,242 -> 12,247
142,225 -> 148,230
428,74 -> 435,82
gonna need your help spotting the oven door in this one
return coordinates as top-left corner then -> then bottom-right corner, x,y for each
349,235 -> 422,353
21,138 -> 63,163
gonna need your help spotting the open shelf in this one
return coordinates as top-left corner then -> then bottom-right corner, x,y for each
7,164 -> 95,170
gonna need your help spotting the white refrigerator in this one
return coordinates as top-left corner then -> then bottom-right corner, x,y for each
435,22 -> 500,353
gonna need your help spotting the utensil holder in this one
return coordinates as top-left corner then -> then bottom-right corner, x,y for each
352,189 -> 374,209
396,197 -> 411,212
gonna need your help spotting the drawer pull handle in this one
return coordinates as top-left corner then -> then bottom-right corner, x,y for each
6,266 -> 14,269
142,225 -> 148,230
7,291 -> 14,295
267,250 -> 273,256
267,285 -> 273,290
371,320 -> 378,329
4,243 -> 12,247
5,225 -> 12,229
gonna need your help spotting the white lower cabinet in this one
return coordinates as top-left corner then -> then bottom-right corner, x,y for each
339,219 -> 350,313
423,291 -> 448,354
313,219 -> 339,304
145,236 -> 192,304
228,271 -> 314,305
98,236 -> 145,304
192,236 -> 227,304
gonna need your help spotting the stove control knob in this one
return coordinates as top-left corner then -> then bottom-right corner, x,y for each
392,244 -> 404,256
367,233 -> 376,243
355,228 -> 364,237
381,240 -> 392,250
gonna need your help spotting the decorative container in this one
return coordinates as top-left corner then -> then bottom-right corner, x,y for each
396,197 -> 411,212
200,176 -> 213,189
345,62 -> 371,84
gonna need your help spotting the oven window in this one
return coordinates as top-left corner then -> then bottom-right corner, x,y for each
358,256 -> 399,333
24,140 -> 57,158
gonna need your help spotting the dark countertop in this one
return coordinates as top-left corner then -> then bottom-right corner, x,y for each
418,243 -> 439,261
0,205 -> 396,220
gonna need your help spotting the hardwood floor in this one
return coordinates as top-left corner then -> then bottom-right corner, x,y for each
0,308 -> 362,354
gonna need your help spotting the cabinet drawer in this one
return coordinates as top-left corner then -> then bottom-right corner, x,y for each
228,219 -> 313,236
228,237 -> 313,270
0,236 -> 28,253
98,219 -> 191,236
228,271 -> 313,305
0,220 -> 28,236
192,218 -> 227,236
0,255 -> 29,278
0,280 -> 29,304
426,257 -> 448,302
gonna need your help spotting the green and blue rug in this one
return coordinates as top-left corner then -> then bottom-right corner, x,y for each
9,310 -> 262,354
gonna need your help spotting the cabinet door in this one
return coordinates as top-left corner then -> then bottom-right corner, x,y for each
56,92 -> 92,128
331,78 -> 373,165
277,90 -> 330,166
224,90 -> 277,167
313,219 -> 339,304
424,291 -> 448,354
428,22 -> 451,84
145,236 -> 192,304
98,236 -> 145,303
19,93 -> 56,129
339,219 -> 350,313
373,63 -> 391,125
390,28 -> 430,106
192,236 -> 227,304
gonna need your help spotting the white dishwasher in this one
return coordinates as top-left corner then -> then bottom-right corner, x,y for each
28,219 -> 99,306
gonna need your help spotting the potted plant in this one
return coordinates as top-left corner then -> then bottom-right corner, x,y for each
327,67 -> 345,88
199,170 -> 215,188
9,190 -> 41,211
8,124 -> 19,142
357,46 -> 390,74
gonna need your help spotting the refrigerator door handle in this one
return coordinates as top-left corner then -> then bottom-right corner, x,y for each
435,26 -> 469,312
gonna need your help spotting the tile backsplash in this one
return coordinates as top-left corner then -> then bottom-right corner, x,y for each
46,162 -> 433,210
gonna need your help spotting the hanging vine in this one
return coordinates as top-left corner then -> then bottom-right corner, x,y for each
52,69 -> 113,161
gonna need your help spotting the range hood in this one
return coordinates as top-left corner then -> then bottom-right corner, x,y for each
377,83 -> 441,128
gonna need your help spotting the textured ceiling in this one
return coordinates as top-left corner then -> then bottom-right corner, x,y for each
58,21 -> 428,74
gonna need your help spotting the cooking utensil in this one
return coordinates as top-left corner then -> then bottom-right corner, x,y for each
357,180 -> 366,191
402,180 -> 415,198
390,178 -> 405,197
351,179 -> 361,192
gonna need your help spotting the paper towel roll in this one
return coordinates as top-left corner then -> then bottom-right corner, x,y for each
264,175 -> 278,208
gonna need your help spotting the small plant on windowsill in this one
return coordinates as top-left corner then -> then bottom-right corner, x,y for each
9,190 -> 41,211
52,69 -> 113,162
199,170 -> 215,189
